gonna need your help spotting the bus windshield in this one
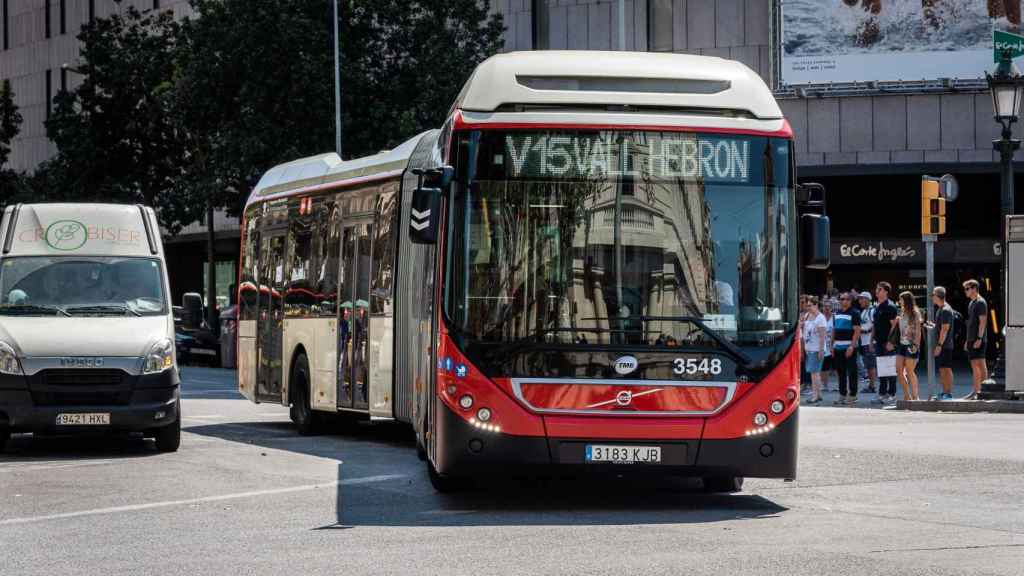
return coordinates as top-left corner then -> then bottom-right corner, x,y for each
445,130 -> 796,348
0,256 -> 166,316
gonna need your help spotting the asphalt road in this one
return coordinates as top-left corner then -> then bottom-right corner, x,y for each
1,367 -> 1023,576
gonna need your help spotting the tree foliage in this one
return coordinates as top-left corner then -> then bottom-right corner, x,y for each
34,0 -> 504,226
45,4 -> 193,231
0,79 -> 22,169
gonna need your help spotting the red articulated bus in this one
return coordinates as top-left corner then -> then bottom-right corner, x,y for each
238,51 -> 830,492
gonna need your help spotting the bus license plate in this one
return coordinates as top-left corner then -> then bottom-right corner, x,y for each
585,445 -> 661,464
56,413 -> 110,426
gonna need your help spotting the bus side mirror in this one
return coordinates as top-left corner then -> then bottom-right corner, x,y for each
409,166 -> 453,245
801,213 -> 830,269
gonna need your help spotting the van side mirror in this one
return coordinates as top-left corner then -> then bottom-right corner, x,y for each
801,213 -> 830,269
409,166 -> 453,245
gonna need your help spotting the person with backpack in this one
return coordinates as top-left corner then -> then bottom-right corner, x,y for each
930,286 -> 955,401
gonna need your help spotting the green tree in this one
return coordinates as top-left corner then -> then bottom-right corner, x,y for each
0,79 -> 21,169
173,0 -> 505,216
45,3 -> 196,231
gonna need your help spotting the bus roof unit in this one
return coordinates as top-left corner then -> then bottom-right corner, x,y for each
456,51 -> 782,120
248,131 -> 432,205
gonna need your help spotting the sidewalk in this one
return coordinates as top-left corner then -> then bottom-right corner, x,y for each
806,365 -> 978,409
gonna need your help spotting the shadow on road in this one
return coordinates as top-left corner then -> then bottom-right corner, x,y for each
186,419 -> 789,528
1,432 -> 164,461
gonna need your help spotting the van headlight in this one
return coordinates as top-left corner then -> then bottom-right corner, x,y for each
0,341 -> 22,375
142,339 -> 175,374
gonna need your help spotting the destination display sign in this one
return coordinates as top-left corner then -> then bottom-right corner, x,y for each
501,133 -> 753,183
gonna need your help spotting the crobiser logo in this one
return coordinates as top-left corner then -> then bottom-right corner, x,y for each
45,220 -> 87,251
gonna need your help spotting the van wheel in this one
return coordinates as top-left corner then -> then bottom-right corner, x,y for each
290,354 -> 319,436
427,459 -> 466,493
703,476 -> 744,493
154,407 -> 181,453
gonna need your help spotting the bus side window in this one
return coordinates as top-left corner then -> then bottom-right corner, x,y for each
371,184 -> 398,316
239,210 -> 260,322
313,196 -> 340,317
285,196 -> 315,318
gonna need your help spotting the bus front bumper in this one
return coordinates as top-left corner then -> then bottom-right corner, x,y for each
0,371 -> 179,434
435,403 -> 798,480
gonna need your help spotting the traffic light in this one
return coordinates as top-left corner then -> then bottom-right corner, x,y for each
921,179 -> 946,236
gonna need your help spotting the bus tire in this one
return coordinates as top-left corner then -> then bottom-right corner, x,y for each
703,476 -> 744,493
153,406 -> 181,453
427,460 -> 465,493
290,354 -> 319,436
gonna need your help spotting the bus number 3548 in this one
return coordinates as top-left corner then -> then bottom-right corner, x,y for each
673,358 -> 723,376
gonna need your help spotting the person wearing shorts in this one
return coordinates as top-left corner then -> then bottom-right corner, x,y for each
931,287 -> 955,400
802,296 -> 827,404
963,279 -> 989,399
857,291 -> 877,393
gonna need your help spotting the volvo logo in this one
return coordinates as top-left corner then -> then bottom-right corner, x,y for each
613,355 -> 638,375
615,390 -> 633,406
59,357 -> 104,368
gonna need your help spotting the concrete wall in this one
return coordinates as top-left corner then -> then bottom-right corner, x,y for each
494,0 -> 1020,171
0,0 -> 192,173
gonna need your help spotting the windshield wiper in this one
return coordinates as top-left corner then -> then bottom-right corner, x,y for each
635,315 -> 753,366
65,304 -> 142,317
0,304 -> 71,317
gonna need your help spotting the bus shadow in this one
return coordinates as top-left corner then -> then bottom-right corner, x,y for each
186,420 -> 789,528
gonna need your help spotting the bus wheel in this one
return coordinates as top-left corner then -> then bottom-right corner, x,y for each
427,460 -> 465,493
153,406 -> 181,453
703,476 -> 744,493
290,354 -> 319,436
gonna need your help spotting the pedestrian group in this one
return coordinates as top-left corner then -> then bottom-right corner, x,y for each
800,280 -> 989,406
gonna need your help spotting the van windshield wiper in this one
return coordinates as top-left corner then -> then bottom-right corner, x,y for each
66,304 -> 141,317
0,304 -> 71,317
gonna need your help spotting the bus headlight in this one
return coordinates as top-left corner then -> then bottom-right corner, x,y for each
753,412 -> 768,427
142,339 -> 175,374
0,341 -> 23,375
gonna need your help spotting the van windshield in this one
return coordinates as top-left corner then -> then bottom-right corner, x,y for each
0,257 -> 166,316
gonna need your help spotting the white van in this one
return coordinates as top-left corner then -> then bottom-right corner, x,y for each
0,204 -> 179,452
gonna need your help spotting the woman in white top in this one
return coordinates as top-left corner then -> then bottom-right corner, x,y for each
802,296 -> 827,404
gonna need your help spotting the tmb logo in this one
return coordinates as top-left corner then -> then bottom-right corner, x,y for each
613,355 -> 638,375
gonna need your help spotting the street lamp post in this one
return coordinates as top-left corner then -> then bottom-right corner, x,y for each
987,50 -> 1024,388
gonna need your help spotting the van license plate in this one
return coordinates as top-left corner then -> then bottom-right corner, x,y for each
56,413 -> 110,426
585,445 -> 661,464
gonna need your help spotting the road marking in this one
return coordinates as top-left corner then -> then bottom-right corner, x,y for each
0,474 -> 406,527
0,460 -> 119,474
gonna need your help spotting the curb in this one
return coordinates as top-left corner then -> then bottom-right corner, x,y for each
895,399 -> 1024,413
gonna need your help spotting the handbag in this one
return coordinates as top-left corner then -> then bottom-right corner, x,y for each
876,354 -> 897,378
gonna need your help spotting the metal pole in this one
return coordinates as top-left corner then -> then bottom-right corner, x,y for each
997,126 -> 1019,382
925,236 -> 935,400
206,202 -> 218,337
618,0 -> 626,50
333,0 -> 342,157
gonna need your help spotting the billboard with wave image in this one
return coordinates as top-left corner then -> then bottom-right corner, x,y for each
780,0 -> 1019,85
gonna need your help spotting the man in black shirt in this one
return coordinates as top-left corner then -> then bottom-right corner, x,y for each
963,279 -> 988,400
872,281 -> 899,403
931,286 -> 955,400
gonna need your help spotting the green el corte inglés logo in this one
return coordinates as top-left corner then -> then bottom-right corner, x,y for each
994,30 -> 1024,62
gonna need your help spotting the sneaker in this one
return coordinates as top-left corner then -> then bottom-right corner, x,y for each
939,393 -> 953,401
833,396 -> 847,406
805,397 -> 823,405
962,392 -> 980,401
845,396 -> 858,405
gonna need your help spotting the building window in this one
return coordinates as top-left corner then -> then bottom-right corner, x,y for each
153,0 -> 160,10
60,66 -> 66,93
88,0 -> 94,22
60,0 -> 65,34
2,0 -> 8,51
45,69 -> 52,121
532,0 -> 549,50
45,0 -> 51,38
648,0 -> 673,52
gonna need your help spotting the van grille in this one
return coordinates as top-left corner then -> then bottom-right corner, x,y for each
42,369 -> 125,387
31,369 -> 131,406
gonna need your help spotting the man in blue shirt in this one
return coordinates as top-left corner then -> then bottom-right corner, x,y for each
832,293 -> 862,405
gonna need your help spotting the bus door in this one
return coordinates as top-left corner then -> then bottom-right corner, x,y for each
337,220 -> 372,411
257,231 -> 286,402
